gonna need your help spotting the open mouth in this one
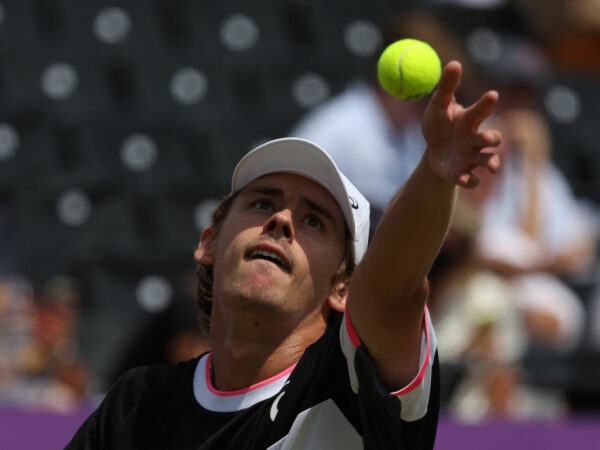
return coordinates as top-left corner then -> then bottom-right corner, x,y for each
247,249 -> 290,272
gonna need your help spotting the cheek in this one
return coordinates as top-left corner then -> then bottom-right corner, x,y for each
216,214 -> 257,253
216,228 -> 249,266
302,238 -> 345,285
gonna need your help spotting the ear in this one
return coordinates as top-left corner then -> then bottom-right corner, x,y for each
327,278 -> 350,313
194,226 -> 216,265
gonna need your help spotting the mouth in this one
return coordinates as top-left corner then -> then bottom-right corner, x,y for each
247,248 -> 291,272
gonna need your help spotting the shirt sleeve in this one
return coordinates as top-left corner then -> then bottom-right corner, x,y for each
339,306 -> 438,422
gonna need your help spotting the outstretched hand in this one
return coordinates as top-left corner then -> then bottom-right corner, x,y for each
422,61 -> 502,188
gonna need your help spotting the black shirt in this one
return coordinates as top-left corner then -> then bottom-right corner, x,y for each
66,313 -> 439,449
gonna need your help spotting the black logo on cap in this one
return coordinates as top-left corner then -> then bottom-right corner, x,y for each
349,196 -> 359,209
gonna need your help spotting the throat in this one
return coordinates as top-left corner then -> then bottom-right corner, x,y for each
209,317 -> 324,392
210,341 -> 302,391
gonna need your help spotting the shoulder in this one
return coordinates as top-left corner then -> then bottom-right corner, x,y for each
65,358 -> 203,449
114,357 -> 199,402
95,357 -> 201,426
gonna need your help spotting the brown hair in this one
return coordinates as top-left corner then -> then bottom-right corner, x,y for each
195,191 -> 356,335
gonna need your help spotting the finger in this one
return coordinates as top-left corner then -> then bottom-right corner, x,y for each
475,152 -> 501,173
487,153 -> 501,172
484,130 -> 502,148
430,61 -> 462,108
464,90 -> 499,131
458,173 -> 480,189
471,129 -> 502,150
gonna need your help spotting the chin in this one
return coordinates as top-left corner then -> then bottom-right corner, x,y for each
228,281 -> 286,311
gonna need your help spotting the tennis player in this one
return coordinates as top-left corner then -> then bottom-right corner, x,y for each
66,61 -> 501,449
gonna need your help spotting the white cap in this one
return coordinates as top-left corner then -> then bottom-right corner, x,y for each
231,137 -> 370,263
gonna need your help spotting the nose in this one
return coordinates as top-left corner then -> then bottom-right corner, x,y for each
263,209 -> 294,242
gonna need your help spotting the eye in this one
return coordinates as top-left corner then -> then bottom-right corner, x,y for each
304,215 -> 323,230
253,199 -> 273,211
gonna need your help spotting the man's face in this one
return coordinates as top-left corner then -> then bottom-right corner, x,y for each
204,172 -> 348,322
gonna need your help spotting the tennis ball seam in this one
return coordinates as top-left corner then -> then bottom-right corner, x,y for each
397,44 -> 423,94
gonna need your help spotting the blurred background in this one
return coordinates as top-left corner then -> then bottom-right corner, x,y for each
0,0 -> 599,446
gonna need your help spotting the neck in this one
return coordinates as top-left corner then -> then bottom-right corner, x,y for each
208,300 -> 327,391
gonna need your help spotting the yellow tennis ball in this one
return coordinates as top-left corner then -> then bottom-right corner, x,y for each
377,38 -> 442,100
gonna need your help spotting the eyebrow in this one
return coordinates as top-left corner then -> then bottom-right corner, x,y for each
245,185 -> 338,225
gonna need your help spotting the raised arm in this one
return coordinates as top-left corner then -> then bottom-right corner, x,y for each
347,61 -> 502,389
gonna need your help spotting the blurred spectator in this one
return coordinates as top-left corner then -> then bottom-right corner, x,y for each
512,0 -> 600,79
472,109 -> 592,353
499,2 -> 600,206
467,33 -> 596,352
0,275 -> 90,412
449,357 -> 569,422
0,276 -> 37,403
290,9 -> 481,230
430,194 -> 572,422
430,27 -> 600,418
440,106 -> 596,418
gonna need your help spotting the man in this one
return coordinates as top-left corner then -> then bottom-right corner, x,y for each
66,61 -> 501,449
